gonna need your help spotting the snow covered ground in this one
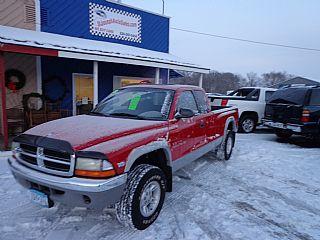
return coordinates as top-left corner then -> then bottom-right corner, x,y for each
1,132 -> 320,240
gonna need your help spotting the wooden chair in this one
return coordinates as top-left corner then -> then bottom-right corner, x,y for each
23,93 -> 47,129
7,108 -> 25,135
23,94 -> 71,128
27,109 -> 47,128
46,101 -> 70,121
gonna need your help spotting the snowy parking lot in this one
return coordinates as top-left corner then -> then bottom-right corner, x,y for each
1,132 -> 320,240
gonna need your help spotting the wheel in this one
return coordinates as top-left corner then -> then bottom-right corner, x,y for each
275,130 -> 292,139
239,116 -> 256,133
116,164 -> 166,230
224,130 -> 235,160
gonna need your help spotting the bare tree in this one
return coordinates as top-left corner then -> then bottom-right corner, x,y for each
170,70 -> 295,93
246,72 -> 260,87
261,71 -> 293,87
172,71 -> 246,94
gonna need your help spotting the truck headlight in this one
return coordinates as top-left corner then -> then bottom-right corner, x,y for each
75,157 -> 116,178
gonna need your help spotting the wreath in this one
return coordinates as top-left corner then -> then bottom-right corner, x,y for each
43,76 -> 68,103
5,69 -> 26,92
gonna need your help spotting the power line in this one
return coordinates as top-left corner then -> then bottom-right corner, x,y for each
171,27 -> 320,53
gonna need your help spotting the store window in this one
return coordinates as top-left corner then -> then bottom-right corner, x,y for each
113,76 -> 155,90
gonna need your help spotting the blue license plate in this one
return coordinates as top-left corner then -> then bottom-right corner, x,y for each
29,190 -> 49,208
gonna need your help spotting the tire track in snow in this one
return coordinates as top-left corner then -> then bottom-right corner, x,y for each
114,157 -> 225,240
166,151 -> 320,240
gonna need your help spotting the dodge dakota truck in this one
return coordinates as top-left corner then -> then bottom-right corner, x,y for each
8,84 -> 238,230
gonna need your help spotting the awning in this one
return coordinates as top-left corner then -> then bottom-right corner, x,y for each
0,26 -> 210,73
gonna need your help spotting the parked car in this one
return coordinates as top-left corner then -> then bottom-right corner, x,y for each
208,87 -> 276,133
263,85 -> 320,140
8,85 -> 238,230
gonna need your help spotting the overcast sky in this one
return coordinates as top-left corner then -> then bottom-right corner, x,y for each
123,0 -> 320,81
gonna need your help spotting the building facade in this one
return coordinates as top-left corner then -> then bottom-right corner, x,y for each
0,0 -> 209,149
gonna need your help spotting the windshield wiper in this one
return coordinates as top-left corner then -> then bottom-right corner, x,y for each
109,112 -> 146,120
89,112 -> 109,117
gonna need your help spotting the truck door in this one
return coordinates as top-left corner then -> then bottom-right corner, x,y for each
169,90 -> 198,160
193,90 -> 210,149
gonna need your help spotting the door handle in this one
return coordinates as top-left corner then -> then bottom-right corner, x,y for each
200,121 -> 205,128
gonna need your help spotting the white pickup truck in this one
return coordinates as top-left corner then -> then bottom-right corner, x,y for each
208,87 -> 276,133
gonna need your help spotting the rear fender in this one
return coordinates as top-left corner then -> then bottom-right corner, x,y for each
224,116 -> 237,135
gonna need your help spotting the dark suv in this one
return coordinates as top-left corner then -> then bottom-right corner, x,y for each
263,85 -> 320,140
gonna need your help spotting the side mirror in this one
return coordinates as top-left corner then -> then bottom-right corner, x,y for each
175,108 -> 195,119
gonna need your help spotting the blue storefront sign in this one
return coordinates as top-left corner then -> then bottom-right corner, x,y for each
40,0 -> 170,53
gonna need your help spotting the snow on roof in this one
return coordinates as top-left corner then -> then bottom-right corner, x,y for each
124,84 -> 204,91
0,25 -> 210,73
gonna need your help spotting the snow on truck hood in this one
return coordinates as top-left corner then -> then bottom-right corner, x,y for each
25,115 -> 166,150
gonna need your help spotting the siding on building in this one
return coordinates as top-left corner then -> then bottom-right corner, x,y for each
273,77 -> 320,88
4,53 -> 37,109
0,0 -> 36,30
40,0 -> 170,53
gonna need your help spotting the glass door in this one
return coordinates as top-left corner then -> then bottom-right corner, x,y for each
73,74 -> 94,115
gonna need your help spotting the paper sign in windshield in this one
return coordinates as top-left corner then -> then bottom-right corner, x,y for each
128,95 -> 141,110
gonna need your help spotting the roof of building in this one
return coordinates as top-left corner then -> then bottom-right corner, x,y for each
271,77 -> 320,88
240,87 -> 277,91
0,25 -> 210,73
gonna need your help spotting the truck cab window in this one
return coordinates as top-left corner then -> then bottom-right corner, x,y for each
176,91 -> 198,113
265,91 -> 275,102
194,90 -> 209,114
228,88 -> 255,97
309,89 -> 320,106
246,89 -> 260,101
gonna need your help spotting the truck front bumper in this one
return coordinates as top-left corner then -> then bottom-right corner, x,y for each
8,157 -> 127,209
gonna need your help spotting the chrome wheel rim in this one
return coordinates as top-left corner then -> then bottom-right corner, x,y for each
140,181 -> 161,218
226,136 -> 233,155
242,119 -> 254,133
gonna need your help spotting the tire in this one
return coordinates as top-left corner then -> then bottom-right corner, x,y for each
239,116 -> 256,133
224,130 -> 235,160
116,164 -> 166,230
275,130 -> 292,139
214,130 -> 236,160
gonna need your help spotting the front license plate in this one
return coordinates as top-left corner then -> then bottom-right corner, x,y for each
29,190 -> 49,208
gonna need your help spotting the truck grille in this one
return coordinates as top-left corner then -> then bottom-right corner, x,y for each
15,143 -> 75,177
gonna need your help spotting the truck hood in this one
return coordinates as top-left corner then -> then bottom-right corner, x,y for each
25,115 -> 167,150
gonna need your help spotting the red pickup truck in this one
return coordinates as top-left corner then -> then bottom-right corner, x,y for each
8,84 -> 238,230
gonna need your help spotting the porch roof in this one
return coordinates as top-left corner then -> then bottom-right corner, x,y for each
0,26 -> 210,73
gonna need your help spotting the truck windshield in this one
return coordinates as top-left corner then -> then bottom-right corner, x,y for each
92,88 -> 174,121
268,88 -> 308,105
